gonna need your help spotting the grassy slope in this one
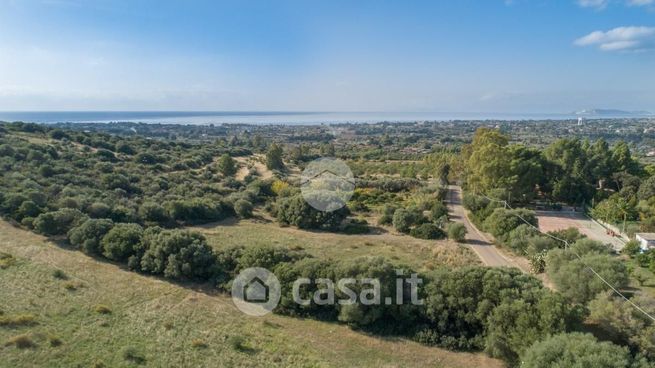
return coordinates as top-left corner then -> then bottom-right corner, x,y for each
0,220 -> 503,368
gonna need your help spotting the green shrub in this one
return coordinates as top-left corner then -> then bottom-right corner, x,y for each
446,222 -> 467,242
218,153 -> 237,176
410,223 -> 445,240
164,198 -> 229,224
140,229 -> 217,280
237,245 -> 306,271
234,199 -> 253,218
505,224 -> 539,254
430,201 -> 448,221
622,240 -> 641,257
276,194 -> 348,230
122,347 -> 146,364
101,223 -> 143,262
342,218 -> 370,234
377,204 -> 397,226
521,333 -> 634,368
48,334 -> 63,347
0,252 -> 16,269
228,335 -> 248,351
547,248 -> 628,304
547,227 -> 586,244
526,236 -> 560,256
138,202 -> 170,225
52,269 -> 68,280
68,218 -> 114,254
483,208 -> 537,242
34,208 -> 88,236
392,207 -> 424,233
484,292 -> 573,364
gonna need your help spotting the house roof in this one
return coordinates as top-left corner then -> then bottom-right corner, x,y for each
636,233 -> 655,241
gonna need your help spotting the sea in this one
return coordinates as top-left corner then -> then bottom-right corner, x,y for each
0,111 -> 647,125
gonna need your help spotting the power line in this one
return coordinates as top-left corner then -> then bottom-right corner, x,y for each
477,192 -> 655,323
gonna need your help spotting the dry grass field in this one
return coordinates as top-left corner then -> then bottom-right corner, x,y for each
193,217 -> 481,272
0,220 -> 502,368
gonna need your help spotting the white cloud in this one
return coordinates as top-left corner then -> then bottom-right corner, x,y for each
577,0 -> 654,9
577,0 -> 610,9
574,26 -> 655,51
627,0 -> 654,6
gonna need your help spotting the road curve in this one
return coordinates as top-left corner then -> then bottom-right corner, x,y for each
447,185 -> 518,268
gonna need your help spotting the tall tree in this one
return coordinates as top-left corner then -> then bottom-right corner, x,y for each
217,153 -> 237,176
266,143 -> 285,170
465,128 -> 515,195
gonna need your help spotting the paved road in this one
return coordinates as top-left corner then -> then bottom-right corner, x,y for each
447,185 -> 517,268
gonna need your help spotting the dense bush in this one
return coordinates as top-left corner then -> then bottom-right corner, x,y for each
418,267 -> 579,355
68,218 -> 114,254
483,208 -> 537,242
140,228 -> 217,280
341,218 -> 370,234
410,223 -> 445,240
234,199 -> 253,218
101,223 -> 144,262
505,224 -> 539,254
356,178 -> 420,192
622,240 -> 642,257
430,201 -> 448,221
275,258 -> 337,318
392,207 -> 424,233
34,208 -> 88,236
218,154 -> 237,176
521,333 -> 638,368
446,222 -> 467,242
377,204 -> 397,226
275,194 -> 348,230
265,143 -> 284,170
589,292 -> 655,360
484,292 -> 575,364
165,199 -> 230,224
138,202 -> 170,225
462,193 -> 502,224
546,240 -> 628,304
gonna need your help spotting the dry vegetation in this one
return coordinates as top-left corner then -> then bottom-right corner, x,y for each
0,220 -> 502,368
194,217 -> 481,271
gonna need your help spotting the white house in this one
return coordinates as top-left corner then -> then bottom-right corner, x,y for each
636,233 -> 655,250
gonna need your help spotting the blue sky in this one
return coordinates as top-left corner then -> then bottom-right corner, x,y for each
0,0 -> 654,112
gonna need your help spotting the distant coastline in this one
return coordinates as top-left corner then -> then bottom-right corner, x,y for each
0,110 -> 652,125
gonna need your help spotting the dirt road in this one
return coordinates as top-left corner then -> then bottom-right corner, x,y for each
447,185 -> 519,268
536,211 -> 625,251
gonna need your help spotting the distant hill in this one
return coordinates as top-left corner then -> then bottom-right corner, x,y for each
574,108 -> 652,116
